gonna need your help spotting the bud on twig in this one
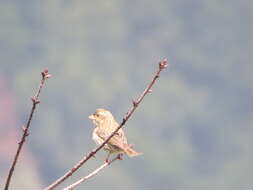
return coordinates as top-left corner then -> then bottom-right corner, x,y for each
132,100 -> 138,107
159,59 -> 168,70
41,69 -> 51,79
31,97 -> 40,104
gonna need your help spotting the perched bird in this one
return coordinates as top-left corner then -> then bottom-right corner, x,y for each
89,108 -> 142,161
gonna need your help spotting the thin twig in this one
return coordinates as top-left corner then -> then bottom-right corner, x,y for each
44,59 -> 168,190
4,69 -> 51,190
62,154 -> 121,190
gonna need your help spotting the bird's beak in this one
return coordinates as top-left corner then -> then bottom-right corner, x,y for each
88,114 -> 95,120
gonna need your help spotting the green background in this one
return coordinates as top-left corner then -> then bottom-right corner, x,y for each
0,1 -> 252,189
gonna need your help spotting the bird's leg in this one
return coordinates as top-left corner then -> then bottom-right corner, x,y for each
105,152 -> 111,163
117,153 -> 124,160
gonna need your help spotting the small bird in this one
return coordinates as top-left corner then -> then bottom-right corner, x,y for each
89,108 -> 142,161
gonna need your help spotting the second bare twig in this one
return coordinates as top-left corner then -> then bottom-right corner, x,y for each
62,154 -> 122,190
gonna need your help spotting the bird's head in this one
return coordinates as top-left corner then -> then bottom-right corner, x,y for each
89,108 -> 114,126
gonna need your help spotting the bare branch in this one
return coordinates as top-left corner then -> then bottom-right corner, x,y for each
4,69 -> 51,190
62,154 -> 121,190
44,59 -> 168,190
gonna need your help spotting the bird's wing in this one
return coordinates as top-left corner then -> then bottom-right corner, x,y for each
97,127 -> 127,150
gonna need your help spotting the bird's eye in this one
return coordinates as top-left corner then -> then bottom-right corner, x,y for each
94,113 -> 99,117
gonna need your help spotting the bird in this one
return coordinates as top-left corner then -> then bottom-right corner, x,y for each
89,108 -> 142,161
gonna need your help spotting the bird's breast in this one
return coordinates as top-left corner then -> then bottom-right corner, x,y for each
92,128 -> 104,145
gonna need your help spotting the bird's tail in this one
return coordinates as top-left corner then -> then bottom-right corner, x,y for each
124,146 -> 143,157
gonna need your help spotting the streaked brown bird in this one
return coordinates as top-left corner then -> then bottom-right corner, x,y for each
89,108 -> 142,161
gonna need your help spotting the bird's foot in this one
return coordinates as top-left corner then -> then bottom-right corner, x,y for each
117,153 -> 124,160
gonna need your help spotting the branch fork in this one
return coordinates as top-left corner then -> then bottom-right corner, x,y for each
62,154 -> 123,190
